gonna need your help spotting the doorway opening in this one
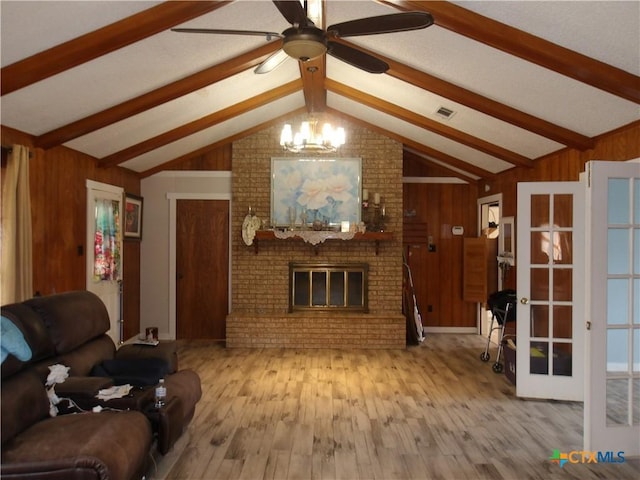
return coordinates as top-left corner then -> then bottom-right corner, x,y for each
477,193 -> 502,338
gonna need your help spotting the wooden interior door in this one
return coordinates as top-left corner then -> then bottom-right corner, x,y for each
176,199 -> 229,340
463,237 -> 498,303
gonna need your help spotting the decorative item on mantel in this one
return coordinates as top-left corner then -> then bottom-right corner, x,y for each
363,190 -> 386,232
241,206 -> 261,246
274,229 -> 356,245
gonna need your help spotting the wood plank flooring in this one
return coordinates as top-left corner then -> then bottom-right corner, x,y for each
150,334 -> 639,480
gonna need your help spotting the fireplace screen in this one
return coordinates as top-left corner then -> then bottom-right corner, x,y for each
289,263 -> 369,312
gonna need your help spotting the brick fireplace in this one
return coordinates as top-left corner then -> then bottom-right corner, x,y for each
226,116 -> 405,348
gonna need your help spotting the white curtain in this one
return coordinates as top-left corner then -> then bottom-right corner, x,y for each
1,145 -> 33,304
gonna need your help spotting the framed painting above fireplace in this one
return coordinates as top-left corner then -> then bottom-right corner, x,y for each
271,157 -> 362,228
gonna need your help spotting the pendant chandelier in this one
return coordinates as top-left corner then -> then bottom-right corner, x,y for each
280,118 -> 346,153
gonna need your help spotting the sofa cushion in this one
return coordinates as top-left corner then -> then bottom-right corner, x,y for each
25,291 -> 110,354
1,370 -> 49,445
1,411 -> 151,480
56,335 -> 117,376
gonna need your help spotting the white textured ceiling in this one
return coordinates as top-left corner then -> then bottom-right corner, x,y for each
1,0 -> 639,179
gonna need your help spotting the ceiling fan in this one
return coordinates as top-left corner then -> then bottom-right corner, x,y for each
172,0 -> 434,74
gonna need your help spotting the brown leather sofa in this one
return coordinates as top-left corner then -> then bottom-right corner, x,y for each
1,290 -> 202,480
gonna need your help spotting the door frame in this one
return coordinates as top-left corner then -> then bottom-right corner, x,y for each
167,193 -> 232,340
477,193 -> 502,334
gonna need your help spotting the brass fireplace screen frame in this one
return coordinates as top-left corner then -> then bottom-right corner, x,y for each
289,262 -> 369,313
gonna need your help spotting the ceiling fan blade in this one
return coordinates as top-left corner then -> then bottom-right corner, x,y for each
254,49 -> 290,74
172,28 -> 283,40
327,12 -> 434,38
327,42 -> 388,74
272,0 -> 308,26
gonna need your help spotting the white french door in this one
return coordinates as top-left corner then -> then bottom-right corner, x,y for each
516,181 -> 584,400
86,180 -> 123,345
584,160 -> 639,455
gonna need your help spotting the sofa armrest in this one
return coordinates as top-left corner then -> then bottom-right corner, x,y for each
116,341 -> 178,373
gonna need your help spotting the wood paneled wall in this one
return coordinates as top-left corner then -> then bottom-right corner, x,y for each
402,179 -> 479,328
1,126 -> 142,340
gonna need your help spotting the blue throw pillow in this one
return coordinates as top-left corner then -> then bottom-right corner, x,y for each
1,314 -> 32,363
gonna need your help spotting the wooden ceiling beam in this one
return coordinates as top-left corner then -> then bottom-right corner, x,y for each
300,57 -> 327,113
334,38 -> 594,151
35,42 -> 281,149
326,79 -> 533,168
379,0 -> 640,104
327,107 -> 494,181
1,1 -> 233,96
98,80 -> 302,168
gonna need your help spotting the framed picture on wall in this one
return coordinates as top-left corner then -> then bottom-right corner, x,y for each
270,157 -> 362,228
124,193 -> 143,240
499,216 -> 515,265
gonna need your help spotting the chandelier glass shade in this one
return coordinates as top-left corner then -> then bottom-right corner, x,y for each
280,119 -> 346,153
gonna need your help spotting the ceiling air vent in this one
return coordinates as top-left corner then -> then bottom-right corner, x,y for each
435,106 -> 456,120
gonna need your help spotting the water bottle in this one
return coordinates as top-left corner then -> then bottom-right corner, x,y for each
154,378 -> 166,408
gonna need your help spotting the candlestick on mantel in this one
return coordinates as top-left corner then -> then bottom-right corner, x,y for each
362,189 -> 369,201
374,193 -> 380,205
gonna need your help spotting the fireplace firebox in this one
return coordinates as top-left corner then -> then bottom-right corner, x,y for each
289,262 -> 369,313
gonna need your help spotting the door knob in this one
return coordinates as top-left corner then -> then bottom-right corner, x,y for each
520,297 -> 529,304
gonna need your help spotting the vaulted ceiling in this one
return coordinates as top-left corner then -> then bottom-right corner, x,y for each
1,1 -> 639,181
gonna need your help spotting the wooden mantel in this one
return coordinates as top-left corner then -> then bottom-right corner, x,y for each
252,230 -> 393,255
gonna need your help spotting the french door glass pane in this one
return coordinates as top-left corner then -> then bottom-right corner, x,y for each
554,194 -> 573,227
553,305 -> 572,338
531,194 -> 550,226
608,228 -> 630,274
635,279 -> 640,324
553,269 -> 572,301
530,268 -> 549,300
607,329 -> 628,372
553,343 -> 572,376
531,305 -> 549,337
530,340 -> 549,375
635,179 -> 640,224
608,178 -> 629,224
607,378 -> 629,425
634,379 -> 640,425
607,278 -> 629,325
634,228 -> 640,274
531,232 -> 550,264
634,328 -> 640,373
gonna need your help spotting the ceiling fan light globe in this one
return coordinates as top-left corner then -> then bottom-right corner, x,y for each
282,27 -> 327,61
